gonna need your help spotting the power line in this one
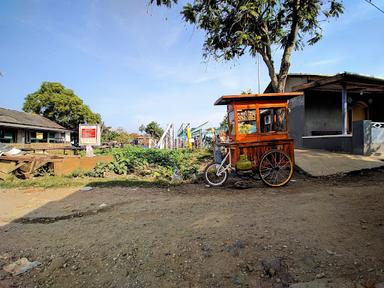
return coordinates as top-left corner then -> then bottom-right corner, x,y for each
363,0 -> 384,15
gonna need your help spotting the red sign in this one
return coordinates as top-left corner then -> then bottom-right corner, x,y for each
79,124 -> 100,146
82,128 -> 96,138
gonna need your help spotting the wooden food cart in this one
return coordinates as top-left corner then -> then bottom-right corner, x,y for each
205,92 -> 303,187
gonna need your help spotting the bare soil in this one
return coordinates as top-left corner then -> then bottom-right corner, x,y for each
0,169 -> 383,288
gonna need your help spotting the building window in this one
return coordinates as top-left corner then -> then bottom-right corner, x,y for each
48,132 -> 56,143
260,108 -> 287,133
0,128 -> 16,143
228,111 -> 235,136
30,131 -> 48,143
237,109 -> 257,134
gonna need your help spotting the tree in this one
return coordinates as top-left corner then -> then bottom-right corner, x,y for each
144,121 -> 164,139
101,126 -> 119,143
23,82 -> 101,130
219,115 -> 228,131
139,124 -> 146,134
152,0 -> 343,92
114,128 -> 135,144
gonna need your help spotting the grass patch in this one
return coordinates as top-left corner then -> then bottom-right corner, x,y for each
0,175 -> 172,189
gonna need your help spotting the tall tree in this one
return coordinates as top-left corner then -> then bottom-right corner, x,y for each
152,0 -> 343,92
23,82 -> 101,130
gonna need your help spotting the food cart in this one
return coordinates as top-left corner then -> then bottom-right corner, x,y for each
204,92 -> 303,187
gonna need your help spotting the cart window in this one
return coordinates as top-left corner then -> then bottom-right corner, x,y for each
237,109 -> 257,134
228,111 -> 235,136
260,108 -> 287,133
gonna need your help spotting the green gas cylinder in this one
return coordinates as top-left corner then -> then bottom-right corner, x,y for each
236,154 -> 252,171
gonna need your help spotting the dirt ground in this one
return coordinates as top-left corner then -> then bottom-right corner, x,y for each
0,169 -> 383,288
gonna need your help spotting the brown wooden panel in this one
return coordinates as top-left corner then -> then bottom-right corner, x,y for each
229,139 -> 294,169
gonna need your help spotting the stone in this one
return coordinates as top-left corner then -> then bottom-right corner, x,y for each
289,279 -> 328,288
201,243 -> 213,258
261,258 -> 283,277
315,272 -> 325,279
232,276 -> 242,285
234,240 -> 245,249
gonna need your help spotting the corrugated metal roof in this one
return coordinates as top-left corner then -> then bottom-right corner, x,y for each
0,107 -> 69,131
264,72 -> 384,93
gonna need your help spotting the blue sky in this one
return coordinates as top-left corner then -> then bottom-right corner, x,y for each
0,0 -> 383,132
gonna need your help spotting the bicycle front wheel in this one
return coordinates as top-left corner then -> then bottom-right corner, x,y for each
204,162 -> 228,186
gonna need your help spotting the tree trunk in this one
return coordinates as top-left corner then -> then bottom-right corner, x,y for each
277,0 -> 301,92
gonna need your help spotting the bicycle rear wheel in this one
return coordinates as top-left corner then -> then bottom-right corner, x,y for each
204,162 -> 228,186
259,150 -> 293,187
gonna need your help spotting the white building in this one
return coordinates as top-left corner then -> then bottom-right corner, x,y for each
0,107 -> 71,144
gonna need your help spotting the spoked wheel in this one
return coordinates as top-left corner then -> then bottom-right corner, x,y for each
204,162 -> 228,186
259,149 -> 293,187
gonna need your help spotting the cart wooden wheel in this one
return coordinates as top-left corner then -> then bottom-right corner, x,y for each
259,149 -> 293,187
204,162 -> 228,186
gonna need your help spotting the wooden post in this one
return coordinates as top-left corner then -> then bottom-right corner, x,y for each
341,85 -> 348,135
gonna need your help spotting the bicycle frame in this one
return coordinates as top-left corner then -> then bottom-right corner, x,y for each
216,147 -> 232,176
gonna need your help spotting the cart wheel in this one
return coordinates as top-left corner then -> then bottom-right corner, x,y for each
259,149 -> 293,187
204,162 -> 228,186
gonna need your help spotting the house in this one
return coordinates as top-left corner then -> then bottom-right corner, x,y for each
265,72 -> 384,155
0,107 -> 71,145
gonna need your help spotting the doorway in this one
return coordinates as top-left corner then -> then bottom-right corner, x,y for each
352,101 -> 369,122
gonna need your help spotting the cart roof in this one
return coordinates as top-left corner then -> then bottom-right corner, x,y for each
214,92 -> 303,105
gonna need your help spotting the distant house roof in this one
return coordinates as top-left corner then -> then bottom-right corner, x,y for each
0,107 -> 69,132
264,72 -> 384,93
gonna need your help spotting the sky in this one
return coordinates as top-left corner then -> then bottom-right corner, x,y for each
0,0 -> 383,132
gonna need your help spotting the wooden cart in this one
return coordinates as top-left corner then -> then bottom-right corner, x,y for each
205,92 -> 303,187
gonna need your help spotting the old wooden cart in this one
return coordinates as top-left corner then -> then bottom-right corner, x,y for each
204,92 -> 303,187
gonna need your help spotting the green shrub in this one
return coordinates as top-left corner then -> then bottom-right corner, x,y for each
89,145 -> 211,182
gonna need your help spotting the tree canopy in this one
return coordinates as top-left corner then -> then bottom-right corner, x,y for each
23,82 -> 101,130
144,121 -> 164,139
152,0 -> 343,92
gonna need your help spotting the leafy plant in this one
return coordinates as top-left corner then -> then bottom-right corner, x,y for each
91,145 -> 211,181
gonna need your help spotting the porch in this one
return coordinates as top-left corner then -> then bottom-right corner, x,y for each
293,72 -> 384,155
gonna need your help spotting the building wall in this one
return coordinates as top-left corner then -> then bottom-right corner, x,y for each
371,122 -> 384,156
286,77 -> 310,148
304,91 -> 342,136
16,129 -> 24,143
0,126 -> 71,145
288,95 -> 305,147
302,135 -> 353,153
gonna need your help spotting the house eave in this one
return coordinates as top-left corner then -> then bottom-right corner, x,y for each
0,122 -> 71,133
